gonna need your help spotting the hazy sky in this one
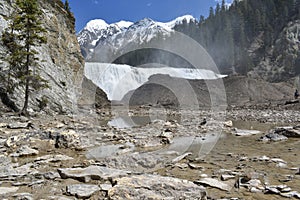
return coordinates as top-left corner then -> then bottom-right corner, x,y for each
65,0 -> 233,32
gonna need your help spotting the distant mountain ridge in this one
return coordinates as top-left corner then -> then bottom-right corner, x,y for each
77,15 -> 196,61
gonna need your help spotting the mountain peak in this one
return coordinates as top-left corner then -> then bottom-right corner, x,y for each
85,19 -> 109,32
78,15 -> 198,59
165,15 -> 196,27
114,20 -> 134,29
135,18 -> 156,26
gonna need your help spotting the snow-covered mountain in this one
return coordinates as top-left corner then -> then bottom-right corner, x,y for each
77,19 -> 133,58
77,15 -> 196,61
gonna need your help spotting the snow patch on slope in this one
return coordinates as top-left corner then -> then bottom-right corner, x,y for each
114,20 -> 134,29
157,15 -> 196,30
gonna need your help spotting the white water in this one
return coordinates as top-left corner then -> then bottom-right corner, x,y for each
84,62 -> 226,100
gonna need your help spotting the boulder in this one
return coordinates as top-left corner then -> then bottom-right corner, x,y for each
53,130 -> 82,149
274,127 -> 300,138
259,132 -> 288,142
77,76 -> 111,109
58,166 -> 130,183
108,174 -> 207,200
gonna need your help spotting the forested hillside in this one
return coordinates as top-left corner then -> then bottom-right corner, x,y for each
175,0 -> 300,81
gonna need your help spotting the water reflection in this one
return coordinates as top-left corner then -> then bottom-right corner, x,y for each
108,116 -> 155,128
86,142 -> 135,159
160,134 -> 225,159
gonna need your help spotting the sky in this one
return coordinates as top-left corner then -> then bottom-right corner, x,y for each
64,0 -> 233,33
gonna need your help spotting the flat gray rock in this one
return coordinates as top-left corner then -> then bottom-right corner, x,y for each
280,191 -> 300,199
260,132 -> 288,142
0,156 -> 36,179
233,129 -> 261,136
34,154 -> 73,164
195,177 -> 232,191
108,174 -> 206,200
100,183 -> 113,191
58,166 -> 130,183
172,152 -> 192,163
100,152 -> 165,172
10,145 -> 39,157
12,193 -> 33,200
221,174 -> 236,181
0,186 -> 19,195
67,184 -> 100,199
0,123 -> 7,128
7,122 -> 31,129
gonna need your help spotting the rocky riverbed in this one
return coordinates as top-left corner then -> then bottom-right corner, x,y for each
0,106 -> 299,199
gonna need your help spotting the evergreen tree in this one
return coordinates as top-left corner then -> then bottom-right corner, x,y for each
1,22 -> 22,94
215,3 -> 221,15
221,0 -> 226,12
64,0 -> 71,12
199,15 -> 205,25
208,7 -> 214,18
3,0 -> 47,115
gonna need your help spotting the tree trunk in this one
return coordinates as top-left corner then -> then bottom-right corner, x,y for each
21,41 -> 30,116
21,73 -> 29,116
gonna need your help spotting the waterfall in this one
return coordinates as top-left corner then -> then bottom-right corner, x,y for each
84,62 -> 226,100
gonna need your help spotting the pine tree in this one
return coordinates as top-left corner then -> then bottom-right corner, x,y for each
221,0 -> 226,12
4,0 -> 47,115
64,0 -> 71,12
208,7 -> 214,19
1,22 -> 22,94
199,15 -> 205,25
215,3 -> 221,15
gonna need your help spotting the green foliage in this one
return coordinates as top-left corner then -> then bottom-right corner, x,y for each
37,95 -> 48,110
1,27 -> 23,94
64,0 -> 71,12
174,0 -> 299,75
1,0 -> 47,115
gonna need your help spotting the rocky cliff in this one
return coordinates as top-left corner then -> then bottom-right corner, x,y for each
123,74 -> 295,108
0,0 -> 84,113
248,20 -> 300,83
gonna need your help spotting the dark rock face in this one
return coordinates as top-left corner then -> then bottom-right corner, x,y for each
123,74 -> 294,108
0,87 -> 19,112
78,77 -> 110,109
127,83 -> 180,108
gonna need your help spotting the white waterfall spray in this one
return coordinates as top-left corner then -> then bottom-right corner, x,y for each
84,62 -> 226,100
